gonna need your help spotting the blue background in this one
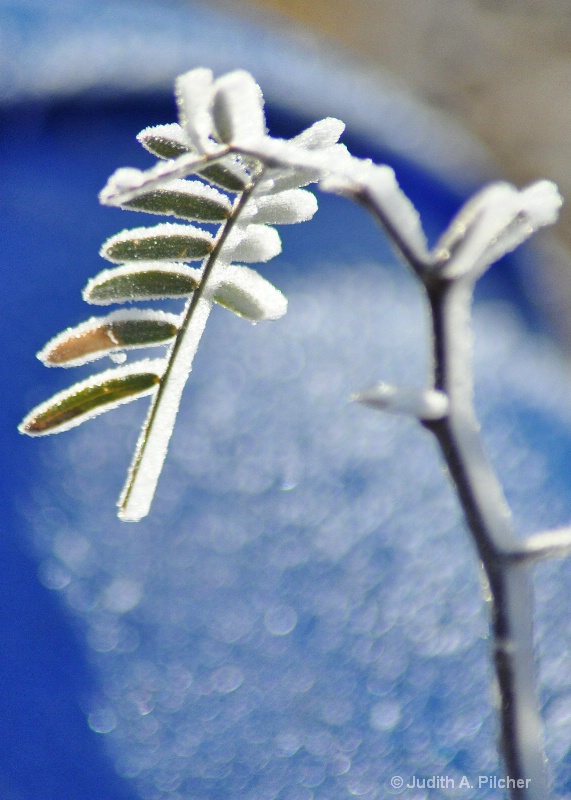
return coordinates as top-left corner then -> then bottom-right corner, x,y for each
2,2 -> 571,799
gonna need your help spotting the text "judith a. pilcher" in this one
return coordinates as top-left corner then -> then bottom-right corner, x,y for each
404,775 -> 532,790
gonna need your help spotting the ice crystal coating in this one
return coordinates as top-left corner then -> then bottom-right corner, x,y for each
21,65 -> 561,526
432,180 -> 563,279
175,67 -> 215,154
121,179 -> 232,222
214,265 -> 288,321
222,223 -> 282,263
36,66 -> 335,520
251,189 -> 318,225
211,69 -> 266,146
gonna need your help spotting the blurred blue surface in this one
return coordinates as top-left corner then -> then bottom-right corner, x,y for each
3,2 -> 571,799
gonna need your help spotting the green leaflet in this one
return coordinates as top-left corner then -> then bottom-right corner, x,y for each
102,230 -> 213,263
142,134 -> 191,160
110,318 -> 177,346
20,372 -> 160,436
199,163 -> 249,192
140,133 -> 249,192
123,188 -> 231,222
84,267 -> 200,304
41,318 -> 178,366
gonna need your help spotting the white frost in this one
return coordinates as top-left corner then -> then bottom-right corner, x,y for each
212,70 -> 266,147
251,189 -> 318,225
433,181 -> 562,280
357,164 -> 429,264
352,383 -> 449,421
120,179 -> 232,218
119,291 -> 216,522
214,265 -> 287,321
99,150 -> 228,206
247,136 -> 352,193
100,222 -> 214,263
222,223 -> 282,263
175,68 -> 215,154
137,123 -> 193,157
291,117 -> 345,150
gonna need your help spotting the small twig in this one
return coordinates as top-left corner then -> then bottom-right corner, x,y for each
509,526 -> 571,564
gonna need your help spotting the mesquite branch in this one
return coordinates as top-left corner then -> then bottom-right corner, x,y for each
352,186 -> 567,798
423,278 -> 547,798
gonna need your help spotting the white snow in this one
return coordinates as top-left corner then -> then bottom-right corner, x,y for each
28,262 -> 571,800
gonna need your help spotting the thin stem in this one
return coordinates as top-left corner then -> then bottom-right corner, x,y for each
510,526 -> 571,564
102,146 -> 233,205
119,175 -> 261,521
423,278 -> 548,798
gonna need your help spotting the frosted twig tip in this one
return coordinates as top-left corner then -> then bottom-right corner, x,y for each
351,383 -> 449,421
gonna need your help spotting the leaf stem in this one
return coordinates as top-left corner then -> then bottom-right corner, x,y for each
119,174 -> 261,521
